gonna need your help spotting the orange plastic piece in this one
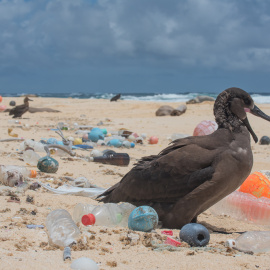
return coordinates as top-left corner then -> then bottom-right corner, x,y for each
0,96 -> 2,102
239,171 -> 270,199
30,170 -> 37,178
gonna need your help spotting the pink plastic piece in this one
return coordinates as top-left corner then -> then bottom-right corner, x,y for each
0,105 -> 7,112
149,136 -> 159,144
164,237 -> 181,247
193,120 -> 218,136
161,230 -> 173,236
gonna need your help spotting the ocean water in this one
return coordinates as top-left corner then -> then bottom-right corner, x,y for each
1,91 -> 270,104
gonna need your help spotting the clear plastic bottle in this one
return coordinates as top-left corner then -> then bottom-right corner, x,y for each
0,165 -> 37,186
4,165 -> 37,178
50,148 -> 69,157
81,203 -> 136,227
20,139 -> 46,152
226,231 -> 270,253
73,203 -> 97,224
23,150 -> 41,166
209,190 -> 270,226
46,209 -> 80,247
90,151 -> 130,166
117,202 -> 137,227
8,120 -> 21,124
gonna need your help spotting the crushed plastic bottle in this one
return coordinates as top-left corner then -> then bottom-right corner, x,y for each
46,209 -> 80,247
168,133 -> 190,141
20,139 -> 46,152
81,203 -> 136,227
8,120 -> 21,124
70,257 -> 99,270
23,149 -> 41,166
209,190 -> 270,225
226,231 -> 270,253
0,165 -> 37,187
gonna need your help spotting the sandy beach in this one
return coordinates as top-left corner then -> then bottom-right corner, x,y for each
0,96 -> 269,270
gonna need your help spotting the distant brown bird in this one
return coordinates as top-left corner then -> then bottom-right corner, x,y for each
110,94 -> 121,102
98,87 -> 270,229
9,96 -> 33,118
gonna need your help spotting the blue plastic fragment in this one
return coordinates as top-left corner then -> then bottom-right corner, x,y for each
107,139 -> 122,148
74,144 -> 93,149
88,129 -> 104,142
27,224 -> 44,229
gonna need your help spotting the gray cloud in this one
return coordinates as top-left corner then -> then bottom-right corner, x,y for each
0,0 -> 270,92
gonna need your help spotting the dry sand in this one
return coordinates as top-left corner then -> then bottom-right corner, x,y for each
0,96 -> 270,270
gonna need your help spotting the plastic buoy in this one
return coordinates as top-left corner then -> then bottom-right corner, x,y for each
107,139 -> 122,148
149,136 -> 159,144
128,206 -> 158,232
239,171 -> 270,199
180,223 -> 210,247
73,137 -> 83,145
0,105 -> 7,111
88,130 -> 104,142
193,120 -> 218,136
259,136 -> 270,145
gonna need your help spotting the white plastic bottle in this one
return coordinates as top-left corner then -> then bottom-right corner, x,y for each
209,190 -> 270,226
46,209 -> 80,247
81,203 -> 136,227
226,231 -> 270,253
20,139 -> 46,152
73,203 -> 97,224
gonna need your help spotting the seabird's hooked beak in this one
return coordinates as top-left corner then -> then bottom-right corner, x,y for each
244,105 -> 270,143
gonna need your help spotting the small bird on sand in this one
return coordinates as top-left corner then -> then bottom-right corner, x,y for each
9,96 -> 32,118
98,87 -> 270,228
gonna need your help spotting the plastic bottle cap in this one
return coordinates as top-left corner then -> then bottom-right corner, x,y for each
225,239 -> 236,248
81,214 -> 96,226
30,170 -> 37,178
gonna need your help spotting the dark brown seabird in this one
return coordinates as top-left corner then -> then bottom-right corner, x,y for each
98,87 -> 270,229
9,96 -> 33,118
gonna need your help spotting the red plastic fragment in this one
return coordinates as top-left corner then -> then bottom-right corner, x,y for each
164,237 -> 181,247
161,230 -> 173,236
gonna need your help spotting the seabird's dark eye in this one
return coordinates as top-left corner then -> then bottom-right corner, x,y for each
243,98 -> 251,105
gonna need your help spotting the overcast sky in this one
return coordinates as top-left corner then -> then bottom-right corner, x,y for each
1,0 -> 270,94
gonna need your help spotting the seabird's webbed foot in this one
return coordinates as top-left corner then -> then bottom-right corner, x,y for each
191,216 -> 197,223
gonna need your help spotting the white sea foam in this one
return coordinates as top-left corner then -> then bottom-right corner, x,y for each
2,91 -> 270,103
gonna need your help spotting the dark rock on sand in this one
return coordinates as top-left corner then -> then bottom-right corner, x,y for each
28,107 -> 60,113
170,104 -> 187,116
186,95 -> 215,104
155,105 -> 174,116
